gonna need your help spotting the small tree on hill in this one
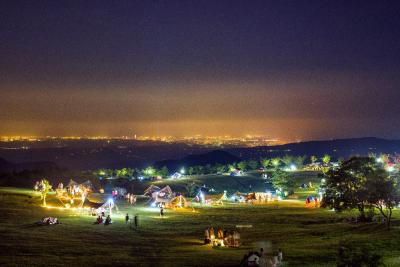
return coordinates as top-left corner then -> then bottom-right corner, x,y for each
281,155 -> 293,168
310,155 -> 317,164
188,167 -> 195,175
271,170 -> 296,195
248,160 -> 259,170
237,161 -> 248,171
159,166 -> 169,178
294,156 -> 306,170
260,158 -> 270,168
271,157 -> 281,168
40,179 -> 52,207
322,154 -> 331,165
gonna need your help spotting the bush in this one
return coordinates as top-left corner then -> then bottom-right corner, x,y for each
337,240 -> 383,267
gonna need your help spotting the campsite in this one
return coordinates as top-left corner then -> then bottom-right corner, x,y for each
1,169 -> 400,267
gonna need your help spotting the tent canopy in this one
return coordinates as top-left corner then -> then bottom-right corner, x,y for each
67,179 -> 79,188
83,198 -> 104,209
144,185 -> 160,196
80,180 -> 93,189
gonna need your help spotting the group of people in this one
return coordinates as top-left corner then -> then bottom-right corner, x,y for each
94,214 -> 112,225
125,213 -> 140,229
305,196 -> 319,207
126,193 -> 136,205
240,248 -> 283,267
37,217 -> 60,226
204,227 -> 240,247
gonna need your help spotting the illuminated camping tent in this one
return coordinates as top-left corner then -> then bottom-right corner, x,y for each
169,195 -> 188,208
67,179 -> 80,194
205,192 -> 225,205
94,198 -> 118,215
80,180 -> 94,192
151,186 -> 175,205
170,172 -> 182,179
230,191 -> 246,202
197,190 -> 227,205
245,192 -> 273,203
144,185 -> 160,196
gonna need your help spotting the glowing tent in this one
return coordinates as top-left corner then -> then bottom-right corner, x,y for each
168,195 -> 188,208
150,186 -> 175,206
80,180 -> 94,192
144,185 -> 160,196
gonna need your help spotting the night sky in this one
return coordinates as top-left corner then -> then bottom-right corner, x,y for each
1,0 -> 400,140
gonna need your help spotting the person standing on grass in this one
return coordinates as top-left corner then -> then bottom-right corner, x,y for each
277,248 -> 283,262
125,213 -> 129,224
134,214 -> 138,229
160,206 -> 164,217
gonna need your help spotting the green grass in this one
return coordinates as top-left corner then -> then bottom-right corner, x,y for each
1,187 -> 400,267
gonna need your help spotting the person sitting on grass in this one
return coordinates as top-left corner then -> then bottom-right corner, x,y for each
94,216 -> 103,224
204,228 -> 210,244
104,215 -> 112,225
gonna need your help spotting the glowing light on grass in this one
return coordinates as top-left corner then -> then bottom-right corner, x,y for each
387,166 -> 395,172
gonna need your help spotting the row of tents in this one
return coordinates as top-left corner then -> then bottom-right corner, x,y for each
143,185 -> 276,208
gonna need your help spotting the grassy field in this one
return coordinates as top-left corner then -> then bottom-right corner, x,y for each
1,186 -> 400,267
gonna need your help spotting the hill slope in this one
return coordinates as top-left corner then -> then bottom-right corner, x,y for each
226,137 -> 400,160
155,150 -> 240,171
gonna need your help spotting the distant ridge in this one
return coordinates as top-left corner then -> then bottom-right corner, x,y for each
155,150 -> 240,171
0,157 -> 59,173
226,137 -> 400,160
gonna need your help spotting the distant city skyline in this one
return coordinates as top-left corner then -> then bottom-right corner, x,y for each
1,1 -> 400,140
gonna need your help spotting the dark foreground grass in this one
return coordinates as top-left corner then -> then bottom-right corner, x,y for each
1,188 -> 400,267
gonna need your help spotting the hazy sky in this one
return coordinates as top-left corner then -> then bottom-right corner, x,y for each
1,1 -> 400,140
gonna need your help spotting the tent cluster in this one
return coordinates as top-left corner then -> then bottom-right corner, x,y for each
56,179 -> 94,198
144,185 -> 188,208
230,191 -> 276,203
144,185 -> 280,208
54,179 -> 95,209
195,190 -> 227,206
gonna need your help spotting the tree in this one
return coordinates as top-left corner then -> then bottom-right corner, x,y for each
294,156 -> 306,169
322,154 -> 331,165
196,165 -> 204,174
228,163 -> 237,172
216,164 -> 228,174
188,167 -> 195,175
142,166 -> 156,177
248,160 -> 259,170
237,161 -> 248,171
281,155 -> 293,168
271,157 -> 281,168
260,158 -> 270,168
366,172 -> 400,229
321,157 -> 382,222
116,168 -> 128,178
159,166 -> 169,178
271,170 -> 296,195
185,182 -> 198,197
310,155 -> 317,164
39,179 -> 52,207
